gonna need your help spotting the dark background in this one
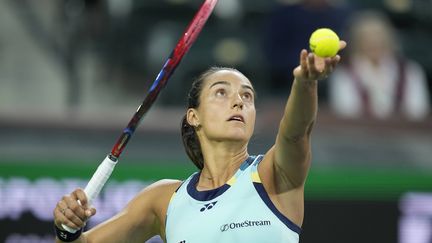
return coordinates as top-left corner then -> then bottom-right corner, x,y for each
1,0 -> 432,242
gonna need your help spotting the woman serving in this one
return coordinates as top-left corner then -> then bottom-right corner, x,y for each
53,42 -> 346,243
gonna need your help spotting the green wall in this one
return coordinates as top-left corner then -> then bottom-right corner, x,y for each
1,159 -> 431,201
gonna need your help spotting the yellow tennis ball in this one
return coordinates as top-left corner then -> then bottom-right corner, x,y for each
309,28 -> 340,57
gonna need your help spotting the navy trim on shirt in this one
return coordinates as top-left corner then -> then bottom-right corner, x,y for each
253,182 -> 302,234
187,156 -> 255,201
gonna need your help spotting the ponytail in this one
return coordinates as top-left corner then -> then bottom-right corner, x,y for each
181,115 -> 204,170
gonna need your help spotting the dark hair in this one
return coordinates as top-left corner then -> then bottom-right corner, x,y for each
181,66 -> 240,170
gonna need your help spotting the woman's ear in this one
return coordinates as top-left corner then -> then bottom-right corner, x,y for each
187,108 -> 200,128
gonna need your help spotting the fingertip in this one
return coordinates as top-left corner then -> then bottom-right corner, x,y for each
308,53 -> 315,63
85,207 -> 96,217
339,40 -> 347,49
300,49 -> 308,58
75,189 -> 88,205
90,207 -> 97,216
74,188 -> 83,195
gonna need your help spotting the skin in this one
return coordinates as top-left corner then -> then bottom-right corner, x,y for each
186,70 -> 256,189
54,41 -> 346,243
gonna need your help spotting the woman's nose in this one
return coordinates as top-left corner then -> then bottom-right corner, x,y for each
232,93 -> 244,109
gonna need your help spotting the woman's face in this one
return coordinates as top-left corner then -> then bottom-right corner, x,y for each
190,70 -> 256,143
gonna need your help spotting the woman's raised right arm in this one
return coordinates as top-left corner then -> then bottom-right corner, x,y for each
53,179 -> 181,243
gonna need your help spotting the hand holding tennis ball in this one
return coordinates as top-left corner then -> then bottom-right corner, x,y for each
293,28 -> 345,82
309,28 -> 340,57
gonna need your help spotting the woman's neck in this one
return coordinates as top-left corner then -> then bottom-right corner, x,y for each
197,141 -> 249,190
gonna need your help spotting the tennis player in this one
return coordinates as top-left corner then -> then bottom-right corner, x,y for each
53,42 -> 346,243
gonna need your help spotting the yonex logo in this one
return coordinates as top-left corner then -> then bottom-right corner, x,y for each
220,220 -> 271,232
200,201 -> 217,212
59,232 -> 68,240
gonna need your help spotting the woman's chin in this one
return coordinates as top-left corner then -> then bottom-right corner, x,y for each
221,133 -> 251,143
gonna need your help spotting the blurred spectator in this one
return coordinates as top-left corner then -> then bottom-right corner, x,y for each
262,0 -> 353,97
329,10 -> 430,121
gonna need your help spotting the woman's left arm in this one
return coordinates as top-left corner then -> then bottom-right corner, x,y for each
270,43 -> 346,189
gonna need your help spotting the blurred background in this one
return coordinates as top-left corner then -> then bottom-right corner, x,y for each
0,0 -> 431,242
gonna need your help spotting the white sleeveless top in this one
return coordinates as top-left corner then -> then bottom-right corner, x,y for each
165,155 -> 301,243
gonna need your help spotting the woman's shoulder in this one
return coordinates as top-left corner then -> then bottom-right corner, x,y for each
129,179 -> 183,221
140,179 -> 183,199
126,179 -> 182,209
154,179 -> 183,192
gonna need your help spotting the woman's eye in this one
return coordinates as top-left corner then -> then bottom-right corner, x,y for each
216,89 -> 226,97
242,92 -> 253,101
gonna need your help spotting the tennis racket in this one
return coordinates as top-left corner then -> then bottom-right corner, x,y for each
62,0 -> 218,233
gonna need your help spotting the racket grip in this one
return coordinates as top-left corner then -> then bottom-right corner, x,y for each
83,155 -> 118,203
61,155 -> 118,233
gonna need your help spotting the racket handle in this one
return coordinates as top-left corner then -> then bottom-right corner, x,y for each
61,155 -> 118,233
83,155 -> 118,203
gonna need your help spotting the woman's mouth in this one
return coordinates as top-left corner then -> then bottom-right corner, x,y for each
227,115 -> 245,123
